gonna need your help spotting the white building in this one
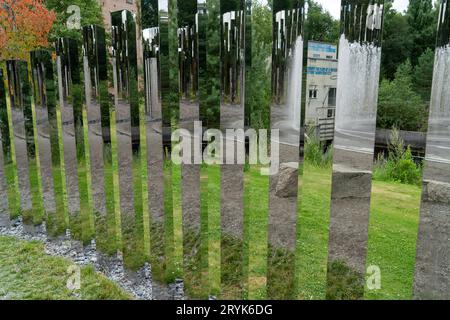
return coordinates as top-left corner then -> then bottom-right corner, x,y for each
305,41 -> 338,141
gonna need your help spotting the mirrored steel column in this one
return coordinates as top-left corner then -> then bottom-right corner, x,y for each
219,0 -> 247,299
414,0 -> 450,300
0,68 -> 11,227
327,0 -> 385,299
142,0 -> 166,276
267,0 -> 305,299
176,0 -> 208,297
83,25 -> 117,251
30,50 -> 58,232
111,10 -> 144,267
6,60 -> 36,229
56,38 -> 92,240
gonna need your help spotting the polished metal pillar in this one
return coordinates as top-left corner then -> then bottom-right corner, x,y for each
111,10 -> 145,266
56,38 -> 92,240
0,68 -> 11,227
176,0 -> 207,297
327,0 -> 385,300
83,25 -> 117,251
142,0 -> 166,277
414,0 -> 450,300
219,0 -> 247,299
267,0 -> 305,299
30,50 -> 58,231
5,60 -> 36,229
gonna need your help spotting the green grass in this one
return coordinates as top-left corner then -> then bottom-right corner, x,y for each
0,236 -> 131,300
297,165 -> 421,300
214,164 -> 422,300
1,76 -> 423,299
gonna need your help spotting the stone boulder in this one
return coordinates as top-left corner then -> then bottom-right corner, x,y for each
275,162 -> 299,198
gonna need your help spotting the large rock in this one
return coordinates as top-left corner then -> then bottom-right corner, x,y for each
275,162 -> 299,198
423,180 -> 450,204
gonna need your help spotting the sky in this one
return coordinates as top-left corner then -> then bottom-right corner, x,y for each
315,0 -> 410,19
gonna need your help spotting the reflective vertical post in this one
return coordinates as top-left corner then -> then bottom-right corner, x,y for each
30,50 -> 59,233
0,68 -> 11,227
267,0 -> 305,299
56,38 -> 92,241
414,0 -> 450,300
326,0 -> 384,299
6,60 -> 36,230
111,10 -> 145,268
83,25 -> 117,252
142,0 -> 166,278
219,0 -> 247,299
176,0 -> 207,297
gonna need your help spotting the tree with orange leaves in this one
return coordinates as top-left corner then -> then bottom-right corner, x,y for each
0,0 -> 56,60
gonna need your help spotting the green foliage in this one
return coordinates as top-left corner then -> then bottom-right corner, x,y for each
407,0 -> 438,66
246,2 -> 272,130
44,0 -> 104,42
373,128 -> 422,186
413,48 -> 435,101
305,1 -> 340,44
304,128 -> 333,168
381,3 -> 414,80
377,60 -> 427,132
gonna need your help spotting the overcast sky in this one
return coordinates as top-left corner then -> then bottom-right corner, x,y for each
315,0 -> 410,19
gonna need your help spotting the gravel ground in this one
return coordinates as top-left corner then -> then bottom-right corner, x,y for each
0,219 -> 185,300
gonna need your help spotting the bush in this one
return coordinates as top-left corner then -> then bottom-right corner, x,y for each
304,127 -> 333,168
373,128 -> 422,185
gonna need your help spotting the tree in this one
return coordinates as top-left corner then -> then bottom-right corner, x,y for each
377,60 -> 427,132
44,0 -> 103,42
0,0 -> 56,60
246,1 -> 272,130
305,0 -> 339,44
407,0 -> 438,65
413,48 -> 435,101
380,2 -> 413,80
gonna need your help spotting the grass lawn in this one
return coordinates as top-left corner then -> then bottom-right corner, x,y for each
235,164 -> 421,300
0,236 -> 131,300
0,163 -> 422,300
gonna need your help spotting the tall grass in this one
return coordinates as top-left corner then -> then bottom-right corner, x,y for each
373,128 -> 422,186
304,127 -> 333,168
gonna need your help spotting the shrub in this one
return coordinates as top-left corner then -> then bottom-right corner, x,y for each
304,127 -> 333,168
373,128 -> 422,185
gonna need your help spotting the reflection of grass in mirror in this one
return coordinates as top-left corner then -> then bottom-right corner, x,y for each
244,166 -> 269,300
46,164 -> 67,237
296,165 -> 421,300
139,110 -> 150,259
206,164 -> 221,297
326,261 -> 365,300
28,159 -> 45,226
157,158 -> 176,282
110,111 -> 122,250
3,162 -> 20,219
182,229 -> 205,298
122,150 -> 146,270
365,180 -> 422,300
267,247 -> 296,300
100,148 -> 119,254
296,164 -> 331,300
221,234 -> 245,299
171,162 -> 183,281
